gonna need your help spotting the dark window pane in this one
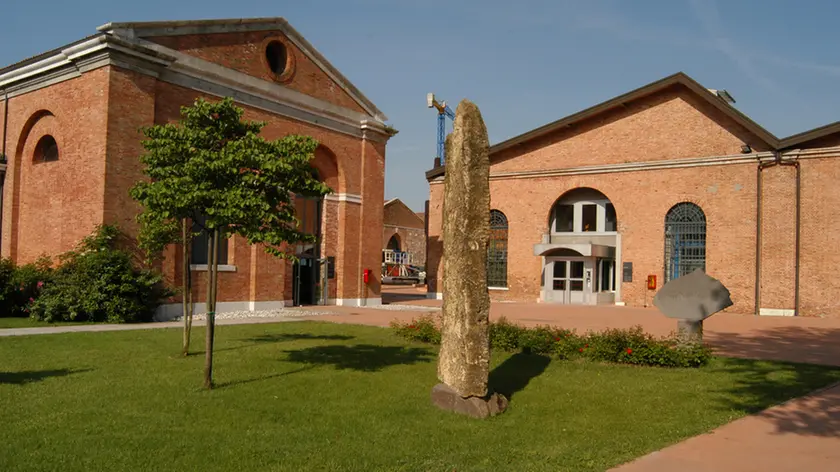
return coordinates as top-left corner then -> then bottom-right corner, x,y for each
553,261 -> 566,278
554,204 -> 574,232
190,215 -> 229,265
570,261 -> 584,278
605,203 -> 616,232
582,204 -> 597,232
570,280 -> 583,291
552,279 -> 565,290
487,210 -> 508,287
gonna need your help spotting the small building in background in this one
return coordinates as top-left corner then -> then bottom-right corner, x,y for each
382,198 -> 426,284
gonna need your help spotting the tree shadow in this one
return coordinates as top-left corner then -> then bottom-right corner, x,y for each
215,365 -> 317,389
488,352 -> 551,401
245,333 -> 355,344
703,325 -> 840,438
283,344 -> 434,372
187,333 -> 356,356
0,368 -> 92,385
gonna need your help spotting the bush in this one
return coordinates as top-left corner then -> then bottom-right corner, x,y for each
0,256 -> 52,317
489,317 -> 525,351
390,314 -> 441,344
28,225 -> 172,323
392,315 -> 713,368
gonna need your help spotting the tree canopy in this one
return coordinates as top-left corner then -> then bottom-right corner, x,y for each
130,97 -> 332,260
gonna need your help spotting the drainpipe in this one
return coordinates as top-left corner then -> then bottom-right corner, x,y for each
779,154 -> 801,317
755,150 -> 801,316
0,89 -> 8,256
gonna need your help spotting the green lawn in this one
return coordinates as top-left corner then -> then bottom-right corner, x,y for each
0,317 -> 101,329
2,321 -> 839,472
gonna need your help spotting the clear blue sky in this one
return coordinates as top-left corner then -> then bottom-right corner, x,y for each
3,0 -> 840,212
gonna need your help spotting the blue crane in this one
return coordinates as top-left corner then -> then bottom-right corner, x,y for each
427,93 -> 455,165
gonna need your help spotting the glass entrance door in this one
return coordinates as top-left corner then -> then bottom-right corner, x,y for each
548,259 -> 587,304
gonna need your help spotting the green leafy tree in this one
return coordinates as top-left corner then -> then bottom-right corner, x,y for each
130,97 -> 331,388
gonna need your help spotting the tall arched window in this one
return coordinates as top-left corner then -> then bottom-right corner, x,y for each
488,210 -> 508,288
664,202 -> 706,283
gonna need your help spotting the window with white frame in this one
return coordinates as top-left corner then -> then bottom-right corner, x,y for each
549,188 -> 617,234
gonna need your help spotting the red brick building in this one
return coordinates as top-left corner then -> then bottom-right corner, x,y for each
425,72 -> 840,317
383,199 -> 426,264
382,198 -> 426,282
0,18 -> 395,318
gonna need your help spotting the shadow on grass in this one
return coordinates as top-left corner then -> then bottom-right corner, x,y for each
246,333 -> 355,343
283,344 -> 434,372
489,352 -> 551,401
216,365 -> 318,389
709,356 -> 840,438
0,368 -> 92,385
187,333 -> 357,356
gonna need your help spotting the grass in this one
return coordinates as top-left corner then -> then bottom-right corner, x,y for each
0,317 -> 102,329
2,321 -> 840,472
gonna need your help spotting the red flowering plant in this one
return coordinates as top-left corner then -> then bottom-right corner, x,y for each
390,314 -> 441,344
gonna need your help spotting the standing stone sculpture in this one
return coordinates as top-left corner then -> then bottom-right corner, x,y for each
430,99 -> 508,419
653,268 -> 733,342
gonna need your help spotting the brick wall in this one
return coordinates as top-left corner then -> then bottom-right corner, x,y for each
104,67 -> 157,239
491,85 -> 770,174
383,227 -> 426,267
147,31 -> 367,114
1,68 -> 110,264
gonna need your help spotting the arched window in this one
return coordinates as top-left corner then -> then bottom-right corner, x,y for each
34,135 -> 58,163
487,210 -> 508,288
387,234 -> 401,252
664,202 -> 706,283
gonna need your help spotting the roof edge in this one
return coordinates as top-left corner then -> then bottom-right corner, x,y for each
97,17 -> 389,122
779,120 -> 840,149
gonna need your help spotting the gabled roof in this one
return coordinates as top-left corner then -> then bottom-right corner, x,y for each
426,72 -> 785,180
96,17 -> 388,121
384,198 -> 425,228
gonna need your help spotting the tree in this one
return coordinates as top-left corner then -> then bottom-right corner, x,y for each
130,97 -> 331,388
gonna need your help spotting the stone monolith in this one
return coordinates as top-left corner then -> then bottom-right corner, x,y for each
431,99 -> 507,418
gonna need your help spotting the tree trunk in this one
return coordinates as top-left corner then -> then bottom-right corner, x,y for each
182,219 -> 194,357
203,228 -> 218,389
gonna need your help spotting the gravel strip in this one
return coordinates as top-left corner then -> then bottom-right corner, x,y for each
169,307 -> 341,321
369,304 -> 441,311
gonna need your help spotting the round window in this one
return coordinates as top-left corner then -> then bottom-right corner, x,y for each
265,41 -> 288,75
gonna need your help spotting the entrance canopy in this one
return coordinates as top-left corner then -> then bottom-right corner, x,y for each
534,243 -> 615,258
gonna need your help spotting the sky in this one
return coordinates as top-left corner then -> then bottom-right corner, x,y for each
3,0 -> 840,212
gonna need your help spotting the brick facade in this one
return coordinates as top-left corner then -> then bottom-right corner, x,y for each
425,73 -> 840,317
0,18 -> 394,316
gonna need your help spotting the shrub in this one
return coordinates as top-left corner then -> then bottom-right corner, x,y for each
28,225 -> 172,323
489,317 -> 525,351
518,326 -> 558,355
390,314 -> 442,345
0,256 -> 52,317
391,315 -> 713,368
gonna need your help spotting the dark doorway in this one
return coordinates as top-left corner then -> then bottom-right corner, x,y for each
293,255 -> 318,306
292,189 -> 323,306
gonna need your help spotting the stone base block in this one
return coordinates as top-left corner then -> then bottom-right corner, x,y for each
430,383 -> 508,419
